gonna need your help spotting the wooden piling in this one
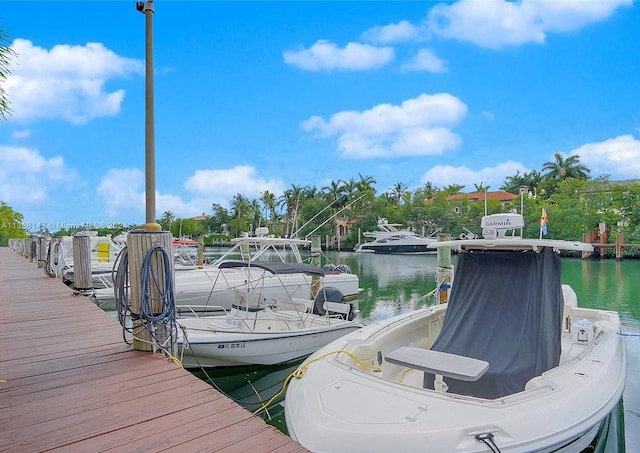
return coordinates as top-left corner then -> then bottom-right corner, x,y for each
616,233 -> 623,260
36,236 -> 47,267
310,235 -> 322,298
72,233 -> 93,292
436,233 -> 452,304
197,235 -> 204,268
127,230 -> 175,352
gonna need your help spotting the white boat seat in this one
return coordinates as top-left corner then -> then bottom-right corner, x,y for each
323,301 -> 351,316
386,347 -> 489,383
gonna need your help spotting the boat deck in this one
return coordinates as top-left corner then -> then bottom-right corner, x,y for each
0,246 -> 308,452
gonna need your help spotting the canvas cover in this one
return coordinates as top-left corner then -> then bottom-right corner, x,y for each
424,247 -> 563,399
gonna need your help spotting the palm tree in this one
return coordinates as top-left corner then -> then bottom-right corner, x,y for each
356,173 -> 377,194
387,182 -> 409,205
443,184 -> 465,195
280,184 -> 303,237
322,180 -> 346,206
260,190 -> 277,229
159,211 -> 175,231
0,26 -> 16,120
502,170 -> 543,196
542,153 -> 590,181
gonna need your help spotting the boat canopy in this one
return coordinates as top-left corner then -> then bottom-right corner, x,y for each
218,260 -> 326,276
424,246 -> 563,399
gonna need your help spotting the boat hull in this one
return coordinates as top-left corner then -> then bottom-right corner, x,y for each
285,306 -> 627,452
177,321 -> 363,368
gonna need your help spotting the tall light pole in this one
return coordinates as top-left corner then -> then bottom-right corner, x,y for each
137,0 -> 161,231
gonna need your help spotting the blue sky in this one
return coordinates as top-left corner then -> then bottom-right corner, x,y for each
1,0 -> 639,230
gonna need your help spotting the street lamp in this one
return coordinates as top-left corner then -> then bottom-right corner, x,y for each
137,0 -> 161,231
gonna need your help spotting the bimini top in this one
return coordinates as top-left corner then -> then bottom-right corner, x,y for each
428,213 -> 594,253
218,260 -> 326,276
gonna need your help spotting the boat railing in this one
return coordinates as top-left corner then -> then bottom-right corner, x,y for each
175,304 -> 228,318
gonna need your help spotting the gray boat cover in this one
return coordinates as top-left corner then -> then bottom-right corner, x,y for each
424,247 -> 563,399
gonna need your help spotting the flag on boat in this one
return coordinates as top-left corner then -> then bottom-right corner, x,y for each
539,208 -> 548,237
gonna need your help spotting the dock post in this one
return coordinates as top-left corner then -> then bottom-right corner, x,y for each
128,230 -> 176,353
582,233 -> 592,259
36,236 -> 48,268
310,235 -> 322,298
616,233 -> 623,260
197,235 -> 204,268
28,237 -> 36,262
72,233 -> 93,294
436,233 -> 452,304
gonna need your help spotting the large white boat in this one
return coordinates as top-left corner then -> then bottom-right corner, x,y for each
354,218 -> 438,254
93,233 -> 360,311
285,214 -> 627,452
176,260 -> 364,368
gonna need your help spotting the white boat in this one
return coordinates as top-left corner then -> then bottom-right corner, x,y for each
93,233 -> 360,309
354,218 -> 438,254
62,234 -> 200,290
176,260 -> 364,368
285,213 -> 627,452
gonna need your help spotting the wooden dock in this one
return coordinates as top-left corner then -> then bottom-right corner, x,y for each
0,246 -> 308,452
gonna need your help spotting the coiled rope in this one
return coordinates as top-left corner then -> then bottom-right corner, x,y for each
112,244 -> 179,358
138,244 -> 178,352
44,240 -> 67,278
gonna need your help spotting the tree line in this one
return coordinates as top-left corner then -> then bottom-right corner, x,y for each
158,153 -> 639,255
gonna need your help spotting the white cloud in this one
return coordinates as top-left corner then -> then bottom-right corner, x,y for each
361,20 -> 429,44
570,134 -> 640,180
427,0 -> 632,50
96,165 -> 286,221
302,93 -> 467,159
420,161 -> 528,190
184,165 -> 285,198
0,145 -> 79,204
283,40 -> 394,71
96,168 -> 214,220
96,168 -> 146,218
400,49 -> 448,73
2,39 -> 143,124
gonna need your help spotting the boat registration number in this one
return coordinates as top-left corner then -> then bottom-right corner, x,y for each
217,343 -> 246,349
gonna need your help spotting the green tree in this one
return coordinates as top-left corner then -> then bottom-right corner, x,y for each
540,153 -> 591,198
0,201 -> 27,245
159,210 -> 175,231
207,203 -> 230,236
355,173 -> 377,195
1,26 -> 16,120
387,182 -> 409,205
501,170 -> 542,195
542,153 -> 591,180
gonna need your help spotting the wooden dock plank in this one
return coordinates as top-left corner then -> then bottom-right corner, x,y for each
0,246 -> 308,453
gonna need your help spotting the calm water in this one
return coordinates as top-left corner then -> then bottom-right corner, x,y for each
193,249 -> 640,451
